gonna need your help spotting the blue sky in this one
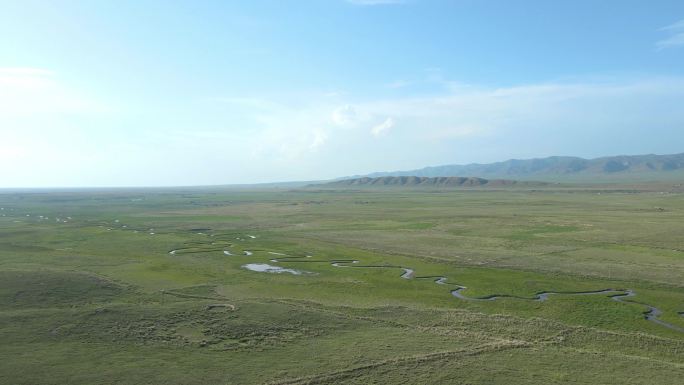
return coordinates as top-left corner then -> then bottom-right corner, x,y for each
2,0 -> 684,186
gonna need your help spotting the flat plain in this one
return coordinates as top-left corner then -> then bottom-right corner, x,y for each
1,184 -> 683,384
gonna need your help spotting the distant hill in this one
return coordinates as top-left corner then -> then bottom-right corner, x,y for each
316,176 -> 547,188
350,153 -> 684,182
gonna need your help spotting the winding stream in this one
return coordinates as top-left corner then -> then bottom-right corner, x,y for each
166,235 -> 684,334
265,254 -> 684,333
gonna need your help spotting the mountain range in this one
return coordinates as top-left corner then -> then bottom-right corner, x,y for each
348,153 -> 684,182
318,176 -> 547,188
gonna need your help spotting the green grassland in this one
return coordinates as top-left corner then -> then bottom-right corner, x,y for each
0,185 -> 683,384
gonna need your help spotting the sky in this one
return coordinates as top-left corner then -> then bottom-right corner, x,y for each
1,0 -> 684,187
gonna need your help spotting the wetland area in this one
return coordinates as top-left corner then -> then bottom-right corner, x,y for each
1,186 -> 683,384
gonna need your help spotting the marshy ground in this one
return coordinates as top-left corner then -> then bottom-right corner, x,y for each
0,185 -> 683,384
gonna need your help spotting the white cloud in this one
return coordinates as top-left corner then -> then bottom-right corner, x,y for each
247,104 -> 334,161
331,104 -> 357,126
7,72 -> 684,187
371,117 -> 394,137
662,19 -> 684,31
656,19 -> 684,50
309,128 -> 328,150
213,76 -> 684,168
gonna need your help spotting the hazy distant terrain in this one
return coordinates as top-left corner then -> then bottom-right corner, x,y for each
316,176 -> 548,188
352,153 -> 684,182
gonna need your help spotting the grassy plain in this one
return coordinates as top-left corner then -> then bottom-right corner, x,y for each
0,184 -> 683,384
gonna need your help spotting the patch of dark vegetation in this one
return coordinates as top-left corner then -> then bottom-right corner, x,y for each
47,301 -> 354,351
0,242 -> 52,252
0,270 -> 124,309
662,160 -> 681,171
603,160 -> 629,172
165,285 -> 222,298
503,225 -> 579,241
565,158 -> 589,172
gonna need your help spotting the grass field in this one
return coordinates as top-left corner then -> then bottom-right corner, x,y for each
1,185 -> 683,384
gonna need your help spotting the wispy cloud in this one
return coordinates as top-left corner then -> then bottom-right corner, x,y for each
331,105 -> 357,126
371,117 -> 394,137
208,96 -> 284,111
0,67 -> 55,90
656,19 -> 684,50
204,76 -> 684,172
386,80 -> 412,89
0,67 -> 53,76
0,67 -> 103,115
5,74 -> 684,186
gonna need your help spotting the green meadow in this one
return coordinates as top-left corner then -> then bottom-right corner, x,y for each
0,185 -> 683,384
